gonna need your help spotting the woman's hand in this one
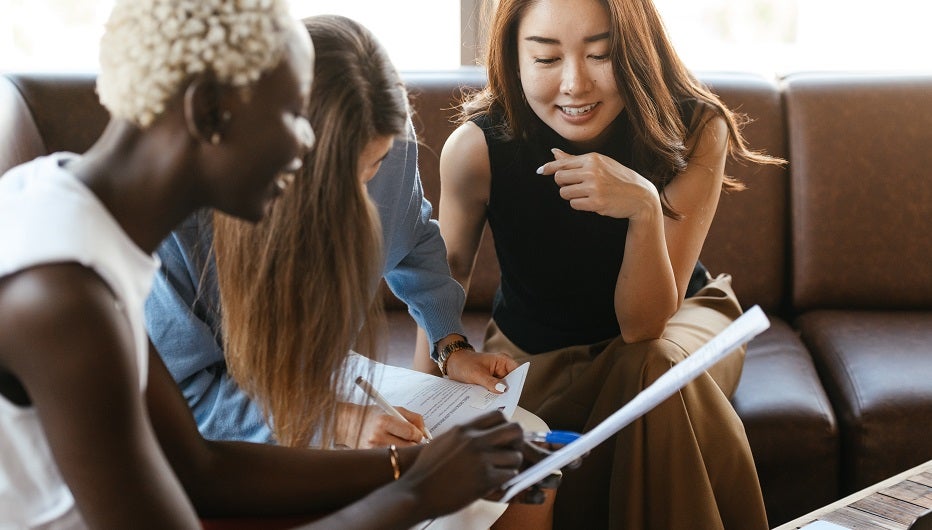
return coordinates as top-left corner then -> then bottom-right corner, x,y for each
446,349 -> 519,393
537,148 -> 660,220
397,411 -> 523,515
335,402 -> 428,448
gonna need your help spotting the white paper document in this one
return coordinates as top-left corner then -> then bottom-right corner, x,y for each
799,521 -> 851,530
341,357 -> 530,529
344,355 -> 530,434
498,305 -> 771,502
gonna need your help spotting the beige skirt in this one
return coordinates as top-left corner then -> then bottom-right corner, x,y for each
483,274 -> 768,530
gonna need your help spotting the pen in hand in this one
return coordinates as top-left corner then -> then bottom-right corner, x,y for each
354,376 -> 433,443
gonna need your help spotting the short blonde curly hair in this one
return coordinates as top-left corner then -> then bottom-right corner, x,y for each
97,0 -> 296,127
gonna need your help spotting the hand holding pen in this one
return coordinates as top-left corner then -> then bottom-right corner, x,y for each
510,430 -> 584,505
524,429 -> 586,465
355,376 -> 433,445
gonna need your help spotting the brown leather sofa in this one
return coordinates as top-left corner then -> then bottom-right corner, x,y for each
2,70 -> 930,527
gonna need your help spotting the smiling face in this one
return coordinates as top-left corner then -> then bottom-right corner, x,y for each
216,21 -> 315,222
517,0 -> 624,151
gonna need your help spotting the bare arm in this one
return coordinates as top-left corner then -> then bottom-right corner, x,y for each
437,122 -> 492,298
659,112 -> 728,307
148,335 -> 524,523
146,341 -> 396,517
413,122 -> 518,387
0,264 -> 201,528
538,111 -> 728,342
0,264 -> 526,528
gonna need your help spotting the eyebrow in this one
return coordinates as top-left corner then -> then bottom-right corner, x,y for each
524,32 -> 610,45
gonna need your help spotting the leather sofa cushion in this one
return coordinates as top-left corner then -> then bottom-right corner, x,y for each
785,74 -> 932,310
797,310 -> 932,493
732,318 -> 838,525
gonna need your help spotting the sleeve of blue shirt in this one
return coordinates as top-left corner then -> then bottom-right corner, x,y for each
371,119 -> 468,348
144,213 -> 274,443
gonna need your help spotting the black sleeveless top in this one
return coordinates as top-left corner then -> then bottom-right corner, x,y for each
476,107 -> 708,354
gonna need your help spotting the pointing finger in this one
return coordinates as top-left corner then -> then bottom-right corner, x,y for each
536,148 -> 580,175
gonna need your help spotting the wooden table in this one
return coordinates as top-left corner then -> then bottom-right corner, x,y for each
774,460 -> 932,530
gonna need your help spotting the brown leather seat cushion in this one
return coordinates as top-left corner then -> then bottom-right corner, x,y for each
732,318 -> 839,524
797,310 -> 932,494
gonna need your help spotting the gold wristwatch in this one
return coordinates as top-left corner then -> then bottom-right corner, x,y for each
434,338 -> 474,376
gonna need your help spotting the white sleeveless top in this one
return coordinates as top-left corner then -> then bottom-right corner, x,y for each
0,153 -> 159,529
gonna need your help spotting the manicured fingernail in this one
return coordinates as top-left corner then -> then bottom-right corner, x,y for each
495,382 -> 507,393
535,165 -> 545,174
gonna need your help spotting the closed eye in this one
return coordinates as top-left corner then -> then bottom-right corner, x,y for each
534,57 -> 559,64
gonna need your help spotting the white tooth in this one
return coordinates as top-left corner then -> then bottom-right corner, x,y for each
562,103 -> 596,116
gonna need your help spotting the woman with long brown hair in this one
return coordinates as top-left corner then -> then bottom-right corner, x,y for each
212,14 -> 403,448
147,13 -> 498,449
432,0 -> 784,528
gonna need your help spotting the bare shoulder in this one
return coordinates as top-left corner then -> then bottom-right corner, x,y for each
443,120 -> 488,152
687,105 -> 729,158
441,122 -> 490,175
0,264 -> 136,383
440,121 -> 491,197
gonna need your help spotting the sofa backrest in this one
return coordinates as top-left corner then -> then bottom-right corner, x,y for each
27,71 -> 932,316
1,71 -> 791,314
405,69 -> 500,310
0,75 -> 46,175
0,73 -> 105,177
404,69 -> 790,313
785,73 -> 932,310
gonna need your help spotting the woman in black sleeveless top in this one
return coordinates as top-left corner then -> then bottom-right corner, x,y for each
429,0 -> 783,528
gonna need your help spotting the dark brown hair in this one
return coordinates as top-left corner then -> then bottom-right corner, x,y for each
463,0 -> 783,217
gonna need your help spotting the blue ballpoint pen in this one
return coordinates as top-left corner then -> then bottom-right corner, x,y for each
524,430 -> 582,445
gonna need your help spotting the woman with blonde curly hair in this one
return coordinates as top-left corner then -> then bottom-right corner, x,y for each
0,2 -> 526,528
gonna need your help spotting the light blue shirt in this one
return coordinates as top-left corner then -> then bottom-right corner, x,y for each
144,123 -> 466,442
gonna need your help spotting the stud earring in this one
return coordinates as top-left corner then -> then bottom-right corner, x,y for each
211,132 -> 221,145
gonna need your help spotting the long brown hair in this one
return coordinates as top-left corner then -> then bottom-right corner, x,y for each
464,0 -> 783,217
213,15 -> 409,447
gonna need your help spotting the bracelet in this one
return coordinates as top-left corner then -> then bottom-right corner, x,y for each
388,444 -> 401,480
435,339 -> 474,376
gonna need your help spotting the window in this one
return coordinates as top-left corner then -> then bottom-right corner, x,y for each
655,0 -> 932,74
1,0 -> 931,74
288,1 -> 461,70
